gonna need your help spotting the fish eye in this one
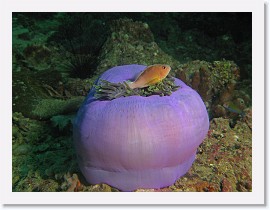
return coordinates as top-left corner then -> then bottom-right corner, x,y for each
162,66 -> 166,69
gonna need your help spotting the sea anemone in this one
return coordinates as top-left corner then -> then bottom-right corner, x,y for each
73,64 -> 209,191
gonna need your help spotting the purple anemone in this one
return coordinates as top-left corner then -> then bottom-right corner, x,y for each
73,64 -> 209,191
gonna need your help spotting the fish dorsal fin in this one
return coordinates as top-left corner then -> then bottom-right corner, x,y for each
133,66 -> 148,82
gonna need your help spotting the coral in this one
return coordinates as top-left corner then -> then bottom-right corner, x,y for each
12,112 -> 79,192
110,18 -> 154,43
135,188 -> 172,192
173,177 -> 220,192
218,80 -> 237,104
61,173 -> 82,192
211,60 -> 240,91
97,18 -> 181,75
212,104 -> 227,118
50,114 -> 75,132
23,44 -> 52,70
12,101 -> 251,192
176,60 -> 240,102
12,69 -> 63,118
190,71 -> 200,91
86,184 -> 113,192
11,13 -> 252,193
170,117 -> 252,192
175,59 -> 251,119
32,96 -> 84,119
63,76 -> 98,97
242,107 -> 252,130
221,178 -> 233,192
13,144 -> 32,156
212,89 -> 250,120
12,15 -> 44,52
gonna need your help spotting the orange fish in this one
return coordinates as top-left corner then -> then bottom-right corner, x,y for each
127,64 -> 171,89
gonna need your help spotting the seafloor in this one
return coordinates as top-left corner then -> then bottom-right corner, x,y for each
12,13 -> 252,192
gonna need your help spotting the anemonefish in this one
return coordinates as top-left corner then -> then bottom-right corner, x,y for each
127,64 -> 171,89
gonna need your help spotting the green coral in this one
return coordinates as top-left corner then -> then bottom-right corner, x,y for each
211,59 -> 237,90
32,96 -> 84,119
50,114 -> 75,131
94,77 -> 180,101
12,112 -> 78,192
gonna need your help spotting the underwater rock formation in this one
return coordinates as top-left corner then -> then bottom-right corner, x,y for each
13,69 -> 62,118
97,18 -> 180,75
73,64 -> 209,191
176,60 -> 240,102
22,44 -> 52,71
175,59 -> 251,119
13,69 -> 86,119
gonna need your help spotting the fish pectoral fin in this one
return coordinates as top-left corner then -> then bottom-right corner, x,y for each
145,77 -> 161,86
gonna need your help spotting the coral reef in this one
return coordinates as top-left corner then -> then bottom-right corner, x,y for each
32,96 -> 84,120
60,173 -> 82,192
13,69 -> 86,119
12,112 -> 78,192
13,112 -> 251,192
176,60 -> 240,102
11,13 -> 252,192
97,18 -> 181,75
12,69 -> 62,117
168,117 -> 252,192
242,107 -> 252,130
211,80 -> 251,120
22,44 -> 52,71
175,60 -> 251,119
50,114 -> 75,132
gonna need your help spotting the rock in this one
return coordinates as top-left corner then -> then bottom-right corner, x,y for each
90,184 -> 112,192
176,60 -> 240,101
221,178 -> 233,192
13,69 -> 86,119
13,69 -> 62,118
97,18 -> 181,75
175,60 -> 252,119
23,44 -> 52,71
